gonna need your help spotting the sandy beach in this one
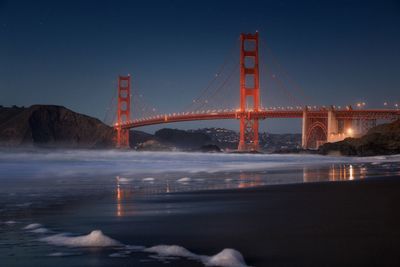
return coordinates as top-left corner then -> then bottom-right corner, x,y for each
110,176 -> 400,267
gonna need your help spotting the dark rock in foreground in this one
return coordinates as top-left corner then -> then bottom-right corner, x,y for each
319,119 -> 400,156
0,105 -> 115,148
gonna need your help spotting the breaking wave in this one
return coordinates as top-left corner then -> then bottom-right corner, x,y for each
1,150 -> 399,179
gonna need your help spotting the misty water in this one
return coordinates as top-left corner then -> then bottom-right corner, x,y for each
1,150 -> 400,267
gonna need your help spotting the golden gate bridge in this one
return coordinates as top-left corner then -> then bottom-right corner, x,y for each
105,32 -> 400,151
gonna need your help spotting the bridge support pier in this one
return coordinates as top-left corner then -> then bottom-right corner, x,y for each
115,75 -> 131,149
238,32 -> 261,152
302,107 -> 329,150
238,115 -> 259,151
301,108 -> 308,148
327,108 -> 338,142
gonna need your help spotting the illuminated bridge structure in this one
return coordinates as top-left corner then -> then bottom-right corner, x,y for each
110,32 -> 400,151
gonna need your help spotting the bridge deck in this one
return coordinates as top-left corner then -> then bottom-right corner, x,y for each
118,109 -> 400,129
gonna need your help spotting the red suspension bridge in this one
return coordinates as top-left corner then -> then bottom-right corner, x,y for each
108,32 -> 400,151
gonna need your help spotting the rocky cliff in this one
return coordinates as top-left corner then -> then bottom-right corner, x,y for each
0,105 -> 115,148
319,119 -> 400,156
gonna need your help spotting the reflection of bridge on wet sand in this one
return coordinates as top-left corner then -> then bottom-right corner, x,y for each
114,164 -> 381,216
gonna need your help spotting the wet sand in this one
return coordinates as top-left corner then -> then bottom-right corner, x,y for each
112,176 -> 400,266
2,172 -> 400,267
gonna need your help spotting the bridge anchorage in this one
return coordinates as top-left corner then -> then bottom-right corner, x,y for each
112,32 -> 400,151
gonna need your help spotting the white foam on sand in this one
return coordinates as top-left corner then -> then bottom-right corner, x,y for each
29,223 -> 250,267
201,248 -> 250,267
109,252 -> 129,258
144,245 -> 251,267
4,220 -> 18,225
142,177 -> 155,182
144,245 -> 196,258
30,227 -> 50,234
47,252 -> 81,257
40,230 -> 122,247
23,223 -> 42,230
177,177 -> 191,183
117,177 -> 132,184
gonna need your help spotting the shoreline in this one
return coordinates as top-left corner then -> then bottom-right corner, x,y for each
1,161 -> 400,266
123,175 -> 400,266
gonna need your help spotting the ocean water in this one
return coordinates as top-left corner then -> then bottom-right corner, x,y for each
1,150 -> 400,267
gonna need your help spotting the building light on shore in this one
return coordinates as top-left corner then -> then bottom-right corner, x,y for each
347,128 -> 354,136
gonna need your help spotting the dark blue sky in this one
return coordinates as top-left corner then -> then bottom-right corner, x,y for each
1,0 -> 399,133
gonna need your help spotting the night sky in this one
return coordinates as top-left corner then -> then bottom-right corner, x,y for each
1,0 -> 399,133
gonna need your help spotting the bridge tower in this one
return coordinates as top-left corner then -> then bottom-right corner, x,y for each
238,32 -> 260,151
116,75 -> 131,148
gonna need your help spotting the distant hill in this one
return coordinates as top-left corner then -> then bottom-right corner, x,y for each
319,119 -> 400,156
188,128 -> 301,151
130,128 -> 214,151
0,105 -> 115,148
154,128 -> 211,149
0,105 -> 303,151
129,130 -> 154,147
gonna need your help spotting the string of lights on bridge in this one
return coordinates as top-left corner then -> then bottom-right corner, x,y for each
113,103 -> 400,127
105,35 -> 400,127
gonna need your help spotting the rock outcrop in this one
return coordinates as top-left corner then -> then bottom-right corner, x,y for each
0,105 -> 115,148
319,119 -> 400,156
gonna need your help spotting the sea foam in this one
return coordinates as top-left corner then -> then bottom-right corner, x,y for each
144,245 -> 251,267
31,224 -> 250,267
201,248 -> 250,267
4,220 -> 18,225
40,230 -> 121,247
177,177 -> 191,183
30,227 -> 51,234
116,177 -> 132,184
23,223 -> 42,230
47,252 -> 81,257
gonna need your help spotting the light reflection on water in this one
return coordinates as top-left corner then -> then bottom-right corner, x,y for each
115,164 -> 371,195
112,162 -> 400,217
303,164 -> 366,183
1,159 -> 398,219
